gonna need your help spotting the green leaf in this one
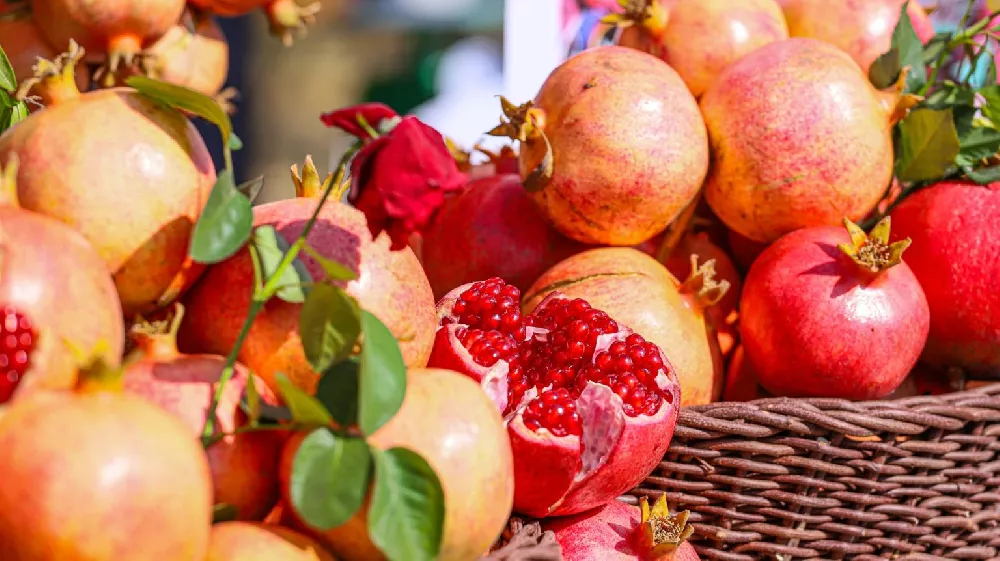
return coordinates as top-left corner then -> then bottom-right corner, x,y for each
274,372 -> 333,427
957,126 -> 1000,168
922,32 -> 952,65
869,47 -> 902,90
229,133 -> 244,151
922,82 -> 976,110
189,170 -> 253,263
0,99 -> 27,135
966,165 -> 1000,184
244,374 -> 262,424
981,85 -> 1000,126
368,447 -> 445,561
303,243 -> 358,281
300,283 -> 362,374
251,225 -> 312,303
126,76 -> 233,146
316,359 -> 361,428
290,428 -> 372,531
212,503 -> 240,523
357,311 -> 407,436
895,108 -> 961,182
891,1 -> 926,93
236,175 -> 265,204
0,45 -> 16,92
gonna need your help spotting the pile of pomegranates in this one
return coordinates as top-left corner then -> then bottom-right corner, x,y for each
2,1 -> 1000,560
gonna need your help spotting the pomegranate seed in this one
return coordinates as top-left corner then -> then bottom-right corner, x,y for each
0,306 -> 36,404
521,388 -> 582,437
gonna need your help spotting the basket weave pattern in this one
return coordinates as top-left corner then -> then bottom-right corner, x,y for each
621,385 -> 1000,560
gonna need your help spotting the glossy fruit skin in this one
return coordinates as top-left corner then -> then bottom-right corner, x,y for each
148,15 -> 229,96
0,390 -> 213,560
778,0 -> 935,72
31,0 -> 185,59
123,342 -> 285,521
179,199 -> 436,395
280,368 -> 514,561
0,88 -> 216,317
0,17 -> 90,98
888,181 -> 1000,376
524,248 -> 721,406
0,207 -> 123,401
544,498 -> 701,561
520,45 -> 709,245
701,38 -> 894,243
621,0 -> 789,98
206,522 -> 337,561
741,225 -> 930,399
420,173 -> 589,299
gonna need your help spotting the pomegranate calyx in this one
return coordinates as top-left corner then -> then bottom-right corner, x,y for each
678,255 -> 731,308
489,97 -> 547,144
635,494 -> 695,558
291,155 -> 335,199
0,155 -> 21,209
838,217 -> 911,274
266,0 -> 321,47
446,138 -> 473,172
16,39 -> 85,105
875,67 -> 923,126
129,303 -> 185,360
602,0 -> 669,37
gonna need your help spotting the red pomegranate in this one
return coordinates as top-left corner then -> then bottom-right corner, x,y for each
0,43 -> 216,317
665,231 -> 742,329
0,360 -> 214,560
741,218 -> 930,400
0,157 -> 124,403
701,38 -> 904,244
614,0 -> 789,98
179,157 -> 436,395
544,495 -> 700,561
522,248 -> 724,407
888,181 -> 1000,376
493,45 -> 708,246
30,0 -> 185,70
420,173 -> 589,299
279,368 -> 514,561
427,277 -> 681,517
778,0 -> 935,72
0,13 -> 90,100
207,522 -> 336,561
123,305 -> 285,521
187,0 -> 320,46
147,13 -> 230,99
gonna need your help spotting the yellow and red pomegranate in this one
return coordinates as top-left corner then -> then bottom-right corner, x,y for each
146,12 -> 230,99
0,43 -> 216,317
206,522 -> 337,561
0,8 -> 90,99
179,157 -> 436,395
280,367 -> 514,561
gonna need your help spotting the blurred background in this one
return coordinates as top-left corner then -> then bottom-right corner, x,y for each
212,0 -> 951,203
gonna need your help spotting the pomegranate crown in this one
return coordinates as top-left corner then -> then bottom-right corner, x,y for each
128,303 -> 186,362
487,98 -> 553,192
290,155 -> 341,200
601,0 -> 669,37
678,255 -> 730,308
635,494 -> 695,556
838,217 -> 911,274
16,39 -> 85,104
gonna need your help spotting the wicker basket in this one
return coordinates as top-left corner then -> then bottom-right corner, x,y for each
620,384 -> 1000,560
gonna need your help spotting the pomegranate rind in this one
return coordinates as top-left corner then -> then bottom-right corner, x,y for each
429,324 -> 510,413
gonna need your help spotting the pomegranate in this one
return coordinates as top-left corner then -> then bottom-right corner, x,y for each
207,522 -> 336,561
0,157 -> 124,403
726,228 -> 769,273
30,0 -> 185,71
0,359 -> 214,560
123,305 -> 285,521
187,0 -> 320,46
544,495 -> 700,561
0,43 -> 216,317
522,248 -> 724,406
701,38 -> 906,243
665,231 -> 742,329
491,45 -> 708,246
720,345 -> 771,402
146,12 -> 230,100
741,218 -> 930,400
420,173 -> 589,299
179,157 -> 436,395
280,368 -> 514,561
427,277 -> 682,516
777,0 -> 935,73
888,181 -> 1000,376
0,12 -> 90,100
613,0 -> 789,98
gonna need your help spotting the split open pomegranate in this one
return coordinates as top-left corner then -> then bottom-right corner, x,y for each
428,277 -> 681,518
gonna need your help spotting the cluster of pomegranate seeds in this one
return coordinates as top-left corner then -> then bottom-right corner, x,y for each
522,388 -> 582,437
575,334 -> 667,416
0,306 -> 36,403
444,277 -> 525,340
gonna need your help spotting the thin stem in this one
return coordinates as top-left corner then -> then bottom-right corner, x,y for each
922,0 -> 979,96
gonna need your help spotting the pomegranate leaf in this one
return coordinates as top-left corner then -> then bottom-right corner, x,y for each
251,225 -> 312,303
870,48 -> 902,90
189,170 -> 253,263
368,447 -> 445,561
125,75 -> 233,148
274,372 -> 333,427
889,1 -> 926,93
316,359 -> 360,428
957,127 -> 1000,169
966,165 -> 1000,184
980,85 -> 1000,127
357,311 -> 406,436
895,108 -> 961,182
0,46 -> 15,92
300,283 -> 362,373
244,374 -> 262,424
291,428 -> 372,531
0,98 -> 27,136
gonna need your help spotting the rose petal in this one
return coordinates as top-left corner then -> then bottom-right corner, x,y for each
320,103 -> 399,139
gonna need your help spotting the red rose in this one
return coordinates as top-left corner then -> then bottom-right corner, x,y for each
320,102 -> 399,140
342,115 -> 466,250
